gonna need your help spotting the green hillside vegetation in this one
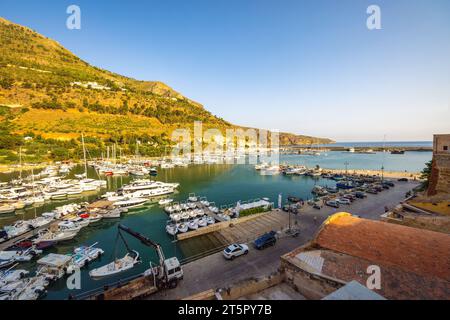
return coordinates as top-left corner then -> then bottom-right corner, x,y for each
0,17 -> 333,163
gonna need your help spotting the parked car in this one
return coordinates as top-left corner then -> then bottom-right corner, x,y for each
336,198 -> 351,205
326,200 -> 340,208
383,181 -> 395,187
398,178 -> 408,182
253,231 -> 277,250
366,189 -> 378,194
223,244 -> 249,260
343,194 -> 355,201
355,191 -> 367,198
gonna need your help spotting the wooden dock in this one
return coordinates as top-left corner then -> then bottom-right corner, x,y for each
0,221 -> 54,251
176,210 -> 289,241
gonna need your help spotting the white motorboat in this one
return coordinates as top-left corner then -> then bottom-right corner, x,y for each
170,213 -> 181,222
0,248 -> 42,263
101,209 -> 121,219
0,269 -> 29,285
74,243 -> 104,260
158,198 -> 174,206
129,187 -> 174,199
188,202 -> 197,209
180,212 -> 190,220
113,197 -> 147,209
188,210 -> 197,219
13,201 -> 26,210
200,197 -> 210,206
188,193 -> 197,202
206,216 -> 215,225
16,276 -> 48,300
89,250 -> 140,279
188,220 -> 198,230
88,213 -> 103,223
0,205 -> 15,214
66,188 -> 83,196
44,190 -> 67,200
58,221 -> 83,233
166,223 -> 178,236
69,243 -> 104,269
29,216 -> 53,228
197,216 -> 208,228
33,229 -> 78,243
31,196 -> 45,205
177,222 -> 188,233
4,221 -> 33,238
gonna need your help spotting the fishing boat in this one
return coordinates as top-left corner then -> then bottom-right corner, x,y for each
159,198 -> 173,206
89,250 -> 140,279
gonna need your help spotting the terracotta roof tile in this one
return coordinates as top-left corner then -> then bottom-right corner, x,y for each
314,213 -> 450,281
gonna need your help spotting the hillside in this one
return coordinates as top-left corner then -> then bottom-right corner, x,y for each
0,17 -> 332,163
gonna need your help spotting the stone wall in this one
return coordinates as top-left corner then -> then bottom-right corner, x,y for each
428,154 -> 450,197
382,212 -> 450,234
280,257 -> 342,299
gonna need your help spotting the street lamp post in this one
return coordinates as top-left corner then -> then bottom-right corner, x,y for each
344,161 -> 349,175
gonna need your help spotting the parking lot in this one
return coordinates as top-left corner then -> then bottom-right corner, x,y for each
149,180 -> 419,300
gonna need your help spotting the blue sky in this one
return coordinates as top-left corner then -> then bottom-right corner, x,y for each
1,0 -> 449,141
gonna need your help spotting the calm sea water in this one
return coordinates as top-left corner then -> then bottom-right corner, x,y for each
0,150 -> 431,299
315,141 -> 432,148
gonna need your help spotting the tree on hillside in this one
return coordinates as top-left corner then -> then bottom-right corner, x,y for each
419,160 -> 433,190
0,77 -> 14,89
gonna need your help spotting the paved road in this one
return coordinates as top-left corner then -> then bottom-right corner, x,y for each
150,181 -> 419,300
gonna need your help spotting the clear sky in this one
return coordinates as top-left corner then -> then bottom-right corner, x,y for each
1,0 -> 449,141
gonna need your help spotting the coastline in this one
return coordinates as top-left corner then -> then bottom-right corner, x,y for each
323,168 -> 422,180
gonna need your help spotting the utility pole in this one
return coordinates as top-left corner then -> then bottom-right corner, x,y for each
381,165 -> 385,182
344,161 -> 349,175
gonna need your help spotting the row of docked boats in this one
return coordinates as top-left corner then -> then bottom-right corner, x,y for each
101,179 -> 180,209
0,242 -> 104,300
164,194 -> 217,236
0,176 -> 107,215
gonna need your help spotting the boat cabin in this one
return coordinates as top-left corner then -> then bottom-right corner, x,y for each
37,253 -> 72,280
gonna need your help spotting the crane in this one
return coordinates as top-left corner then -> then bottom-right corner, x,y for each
118,224 -> 182,286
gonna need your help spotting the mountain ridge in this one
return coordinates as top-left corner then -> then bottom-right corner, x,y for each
0,17 -> 333,162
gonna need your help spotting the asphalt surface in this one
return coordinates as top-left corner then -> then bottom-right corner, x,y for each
149,181 -> 419,300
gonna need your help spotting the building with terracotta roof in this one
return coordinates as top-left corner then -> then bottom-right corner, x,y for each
281,212 -> 450,300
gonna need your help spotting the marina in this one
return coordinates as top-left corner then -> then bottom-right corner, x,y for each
0,149 -> 432,300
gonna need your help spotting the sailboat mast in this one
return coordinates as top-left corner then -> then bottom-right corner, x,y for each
82,133 -> 88,178
19,146 -> 22,180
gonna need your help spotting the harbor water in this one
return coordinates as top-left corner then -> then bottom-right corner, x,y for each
0,150 -> 431,299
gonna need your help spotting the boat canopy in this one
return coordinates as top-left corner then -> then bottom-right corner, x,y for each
37,253 -> 72,267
